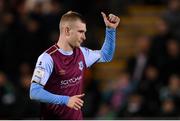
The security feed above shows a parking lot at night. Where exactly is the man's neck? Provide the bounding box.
[57,37,73,52]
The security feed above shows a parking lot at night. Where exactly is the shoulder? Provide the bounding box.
[80,47,90,53]
[37,52,53,66]
[80,46,100,55]
[38,52,52,60]
[80,46,101,59]
[45,44,59,55]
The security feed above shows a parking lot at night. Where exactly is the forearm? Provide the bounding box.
[100,28,116,62]
[30,82,69,105]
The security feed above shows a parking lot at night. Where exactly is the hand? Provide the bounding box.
[101,12,120,29]
[66,94,85,110]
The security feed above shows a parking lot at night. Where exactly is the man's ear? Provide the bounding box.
[65,27,71,36]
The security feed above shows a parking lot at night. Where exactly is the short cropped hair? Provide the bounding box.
[59,11,86,30]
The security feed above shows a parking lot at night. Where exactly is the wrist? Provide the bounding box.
[106,27,116,31]
[63,96,70,105]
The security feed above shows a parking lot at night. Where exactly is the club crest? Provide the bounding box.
[78,61,84,71]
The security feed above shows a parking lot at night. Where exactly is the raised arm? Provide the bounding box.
[99,12,120,62]
[80,12,120,67]
[101,12,120,29]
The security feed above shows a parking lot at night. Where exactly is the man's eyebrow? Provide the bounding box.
[78,30,86,32]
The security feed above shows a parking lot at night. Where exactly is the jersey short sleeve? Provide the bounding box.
[80,47,101,67]
[31,52,53,86]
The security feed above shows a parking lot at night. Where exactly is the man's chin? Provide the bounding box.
[76,44,81,47]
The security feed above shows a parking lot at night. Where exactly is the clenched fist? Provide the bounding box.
[101,12,120,29]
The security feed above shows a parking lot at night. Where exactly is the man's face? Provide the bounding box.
[68,20,86,48]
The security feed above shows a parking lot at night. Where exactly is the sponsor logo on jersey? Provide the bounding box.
[60,75,82,88]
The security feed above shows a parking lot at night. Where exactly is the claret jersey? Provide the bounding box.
[32,44,101,119]
[30,28,116,119]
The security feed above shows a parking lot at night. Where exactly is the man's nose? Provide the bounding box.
[82,34,86,40]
